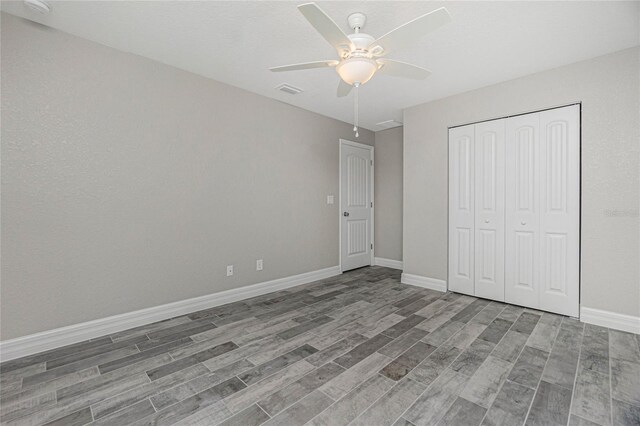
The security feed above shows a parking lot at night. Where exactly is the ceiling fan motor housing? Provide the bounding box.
[347,32,375,51]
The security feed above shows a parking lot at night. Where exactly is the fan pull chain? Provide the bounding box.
[353,83,360,138]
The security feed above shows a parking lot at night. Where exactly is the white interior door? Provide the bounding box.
[448,125,475,295]
[340,141,372,272]
[474,119,506,301]
[538,105,580,317]
[505,112,541,309]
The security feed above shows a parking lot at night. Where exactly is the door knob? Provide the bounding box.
[521,221,526,225]
[484,219,490,223]
[343,212,350,217]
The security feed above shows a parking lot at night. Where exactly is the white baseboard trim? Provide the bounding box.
[580,307,640,334]
[374,257,403,270]
[401,273,447,293]
[0,265,341,362]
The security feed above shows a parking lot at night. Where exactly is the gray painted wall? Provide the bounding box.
[403,47,640,317]
[374,127,403,262]
[0,14,374,339]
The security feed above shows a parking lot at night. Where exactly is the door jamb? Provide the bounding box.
[339,139,375,273]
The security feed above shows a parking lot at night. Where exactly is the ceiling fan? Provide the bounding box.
[270,3,451,135]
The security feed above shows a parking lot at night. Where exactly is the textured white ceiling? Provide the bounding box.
[2,1,639,130]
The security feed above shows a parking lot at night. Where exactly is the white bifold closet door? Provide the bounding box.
[449,104,580,317]
[449,120,505,299]
[538,107,580,316]
[474,120,506,301]
[505,106,580,317]
[448,125,475,295]
[505,112,541,309]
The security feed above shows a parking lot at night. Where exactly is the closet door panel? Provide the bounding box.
[539,105,580,317]
[505,113,540,309]
[449,125,475,296]
[474,120,505,301]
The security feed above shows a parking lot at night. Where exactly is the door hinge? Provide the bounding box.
[370,160,373,165]
[371,243,373,249]
[371,202,373,207]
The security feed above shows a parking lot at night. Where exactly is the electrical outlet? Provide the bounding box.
[256,259,263,271]
[226,265,233,276]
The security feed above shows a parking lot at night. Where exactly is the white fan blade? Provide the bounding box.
[270,60,339,72]
[369,7,451,55]
[298,3,354,54]
[376,59,431,79]
[337,79,352,97]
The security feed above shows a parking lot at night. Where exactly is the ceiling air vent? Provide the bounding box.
[276,83,303,95]
[376,120,403,129]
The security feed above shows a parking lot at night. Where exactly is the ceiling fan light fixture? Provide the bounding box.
[269,3,452,135]
[336,57,377,85]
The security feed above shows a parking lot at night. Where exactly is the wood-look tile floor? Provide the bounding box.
[1,266,639,426]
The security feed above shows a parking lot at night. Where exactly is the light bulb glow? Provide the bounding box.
[336,58,377,85]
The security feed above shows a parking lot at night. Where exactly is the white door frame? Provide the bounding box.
[339,139,375,272]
